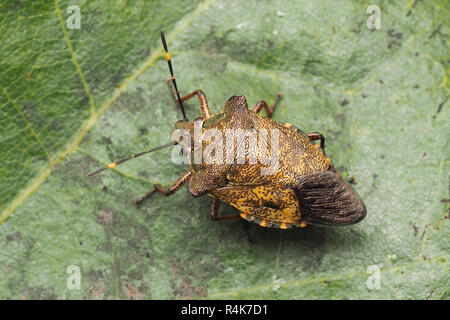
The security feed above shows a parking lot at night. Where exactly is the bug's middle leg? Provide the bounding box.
[252,94,282,118]
[166,80,211,119]
[134,169,192,207]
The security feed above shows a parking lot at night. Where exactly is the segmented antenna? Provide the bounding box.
[160,31,188,121]
[87,141,177,176]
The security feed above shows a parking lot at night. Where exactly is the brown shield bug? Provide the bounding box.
[88,31,366,234]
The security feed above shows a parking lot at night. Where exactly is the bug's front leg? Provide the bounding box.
[134,169,193,208]
[166,80,211,119]
[252,94,282,118]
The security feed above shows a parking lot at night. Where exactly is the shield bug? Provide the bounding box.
[88,31,366,232]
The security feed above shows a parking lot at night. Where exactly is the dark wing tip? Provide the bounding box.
[295,169,367,226]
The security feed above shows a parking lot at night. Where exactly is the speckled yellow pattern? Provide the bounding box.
[225,113,332,188]
[175,95,340,228]
[213,184,301,224]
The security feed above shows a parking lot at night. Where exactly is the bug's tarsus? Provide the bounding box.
[87,141,177,177]
[306,132,326,152]
[273,93,283,111]
[252,93,283,118]
[160,31,188,121]
[134,169,193,207]
[133,188,157,208]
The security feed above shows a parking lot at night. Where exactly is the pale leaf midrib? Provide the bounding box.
[0,0,212,225]
[54,0,96,115]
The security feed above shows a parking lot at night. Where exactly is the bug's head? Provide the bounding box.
[223,94,248,117]
[225,94,247,108]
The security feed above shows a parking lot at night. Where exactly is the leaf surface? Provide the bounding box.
[0,0,448,299]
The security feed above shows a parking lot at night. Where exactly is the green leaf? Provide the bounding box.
[0,0,448,299]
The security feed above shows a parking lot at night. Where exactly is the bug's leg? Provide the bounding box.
[181,90,211,119]
[252,94,282,118]
[306,132,325,152]
[209,197,241,221]
[210,198,252,244]
[166,80,211,119]
[241,220,253,245]
[209,197,221,220]
[134,169,192,208]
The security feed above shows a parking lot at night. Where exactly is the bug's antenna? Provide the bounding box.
[160,31,188,121]
[87,141,177,177]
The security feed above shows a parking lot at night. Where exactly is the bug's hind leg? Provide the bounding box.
[282,124,326,154]
[252,94,282,118]
[307,132,325,152]
[209,198,240,221]
[209,198,252,244]
[134,169,192,208]
[241,219,253,245]
[166,80,211,119]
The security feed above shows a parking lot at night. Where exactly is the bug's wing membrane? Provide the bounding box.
[295,169,366,226]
